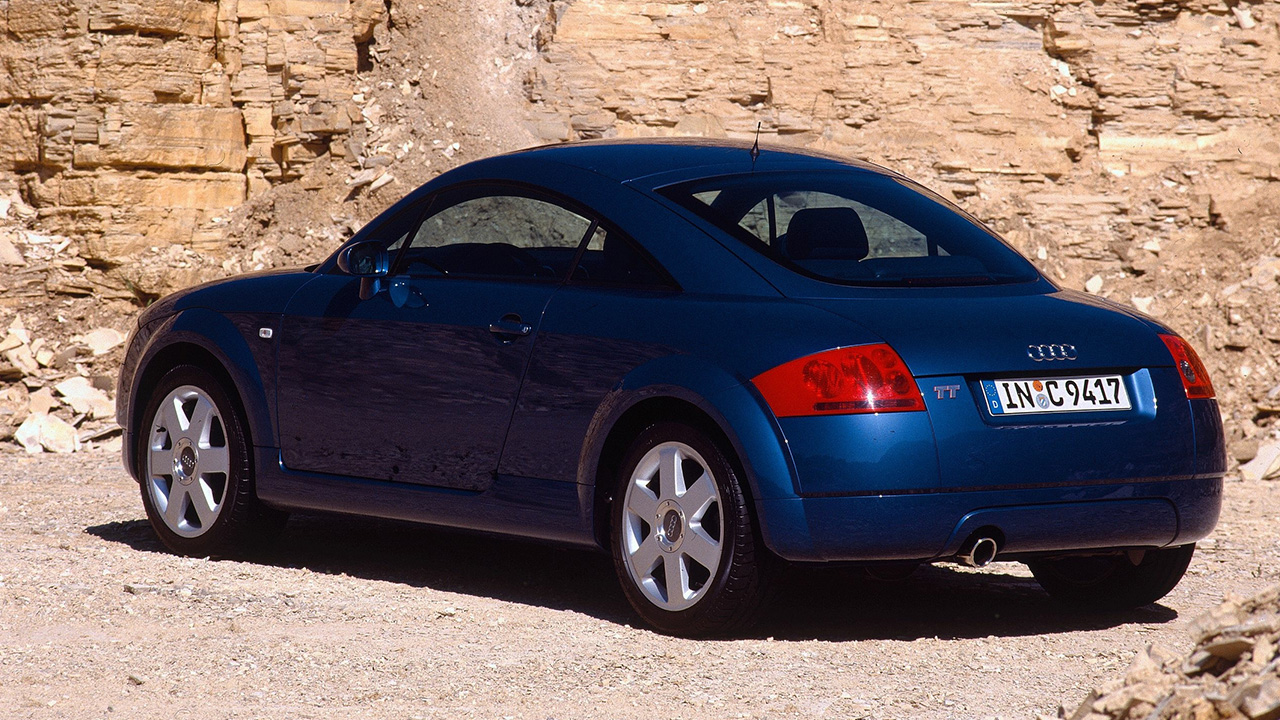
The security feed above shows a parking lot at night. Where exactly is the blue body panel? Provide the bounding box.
[255,449,596,547]
[118,306,279,478]
[760,476,1221,562]
[800,290,1174,376]
[501,285,874,490]
[116,139,1225,566]
[276,273,555,491]
[116,267,312,461]
[781,413,940,496]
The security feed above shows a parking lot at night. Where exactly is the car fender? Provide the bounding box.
[124,308,273,478]
[576,352,806,554]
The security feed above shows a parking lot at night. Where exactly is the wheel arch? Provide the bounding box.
[579,357,800,553]
[589,395,751,550]
[124,309,272,482]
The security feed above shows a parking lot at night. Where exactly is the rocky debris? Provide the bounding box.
[54,376,114,420]
[0,312,122,454]
[15,411,80,454]
[345,162,395,194]
[78,328,125,357]
[1067,585,1280,720]
[1241,442,1280,483]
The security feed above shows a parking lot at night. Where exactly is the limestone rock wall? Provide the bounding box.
[0,0,386,267]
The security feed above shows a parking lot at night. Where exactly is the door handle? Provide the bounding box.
[488,318,532,337]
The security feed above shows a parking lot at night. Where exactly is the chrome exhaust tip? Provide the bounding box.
[959,536,999,568]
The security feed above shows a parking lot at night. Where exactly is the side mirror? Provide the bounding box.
[336,241,390,300]
[336,241,390,277]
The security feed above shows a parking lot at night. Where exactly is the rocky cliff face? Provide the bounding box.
[527,1,1276,261]
[0,0,385,276]
[0,0,1277,461]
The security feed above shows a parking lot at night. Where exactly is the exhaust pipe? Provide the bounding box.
[959,536,999,568]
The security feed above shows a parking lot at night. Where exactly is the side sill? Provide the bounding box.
[254,447,598,549]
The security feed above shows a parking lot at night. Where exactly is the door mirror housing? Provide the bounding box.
[337,241,390,277]
[337,241,391,300]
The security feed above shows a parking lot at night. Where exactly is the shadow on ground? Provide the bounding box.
[87,513,1177,641]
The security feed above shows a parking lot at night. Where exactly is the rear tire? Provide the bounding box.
[1028,544,1195,610]
[610,422,770,636]
[138,364,286,557]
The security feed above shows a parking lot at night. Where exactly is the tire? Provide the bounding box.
[1028,544,1196,611]
[610,422,770,636]
[137,364,286,557]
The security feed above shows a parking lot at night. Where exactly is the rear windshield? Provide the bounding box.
[660,171,1040,287]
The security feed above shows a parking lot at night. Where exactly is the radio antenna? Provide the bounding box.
[750,122,761,169]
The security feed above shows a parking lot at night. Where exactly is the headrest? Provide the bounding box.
[785,207,869,261]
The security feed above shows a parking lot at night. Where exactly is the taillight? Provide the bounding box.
[1159,334,1215,399]
[751,343,926,417]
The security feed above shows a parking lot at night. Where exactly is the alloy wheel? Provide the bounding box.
[145,384,231,538]
[620,441,725,611]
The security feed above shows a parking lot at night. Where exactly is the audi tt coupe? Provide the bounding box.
[117,139,1224,636]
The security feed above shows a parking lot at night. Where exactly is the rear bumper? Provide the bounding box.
[757,475,1222,562]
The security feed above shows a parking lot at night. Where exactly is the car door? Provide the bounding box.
[277,185,595,491]
[499,222,683,483]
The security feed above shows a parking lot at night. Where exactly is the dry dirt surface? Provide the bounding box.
[1,452,1278,719]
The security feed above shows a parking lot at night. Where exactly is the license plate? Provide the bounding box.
[981,375,1131,416]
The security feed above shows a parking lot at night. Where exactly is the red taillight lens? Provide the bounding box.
[1159,334,1215,399]
[752,343,926,417]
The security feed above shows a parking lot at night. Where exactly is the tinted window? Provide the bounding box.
[399,192,592,280]
[668,171,1039,287]
[734,192,928,259]
[359,198,427,254]
[571,224,673,288]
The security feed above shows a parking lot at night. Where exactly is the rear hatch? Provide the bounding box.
[804,288,1195,490]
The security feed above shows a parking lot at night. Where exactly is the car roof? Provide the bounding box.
[492,137,898,185]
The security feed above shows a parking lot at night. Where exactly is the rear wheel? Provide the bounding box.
[611,422,770,636]
[1028,544,1195,610]
[138,365,285,557]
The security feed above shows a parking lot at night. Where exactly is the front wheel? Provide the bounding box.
[610,422,770,636]
[138,364,286,557]
[1028,544,1196,611]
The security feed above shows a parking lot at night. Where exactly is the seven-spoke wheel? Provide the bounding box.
[138,365,285,556]
[611,422,770,636]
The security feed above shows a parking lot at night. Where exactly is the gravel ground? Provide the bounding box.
[1,451,1277,719]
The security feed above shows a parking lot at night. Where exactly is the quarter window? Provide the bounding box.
[364,199,428,254]
[571,224,673,288]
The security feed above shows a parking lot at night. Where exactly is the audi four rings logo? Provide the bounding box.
[1027,343,1078,361]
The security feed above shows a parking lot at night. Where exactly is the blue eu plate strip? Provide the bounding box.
[982,380,1004,415]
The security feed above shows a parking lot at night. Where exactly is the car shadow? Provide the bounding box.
[86,513,632,624]
[755,563,1177,641]
[86,514,1177,641]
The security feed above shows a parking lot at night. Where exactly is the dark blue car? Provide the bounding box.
[117,139,1225,636]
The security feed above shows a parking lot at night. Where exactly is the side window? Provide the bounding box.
[369,200,428,253]
[399,192,592,280]
[571,224,673,288]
